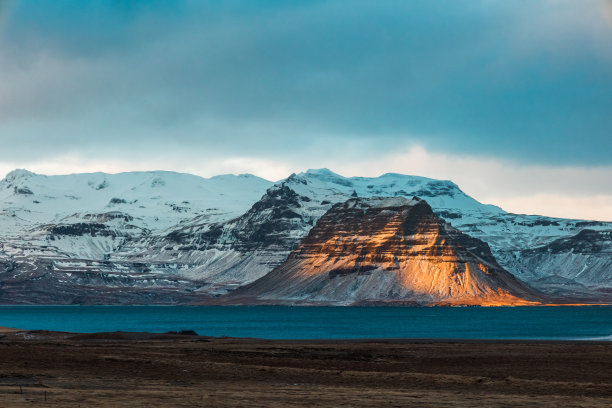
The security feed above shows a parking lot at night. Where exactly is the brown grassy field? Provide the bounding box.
[0,328,610,407]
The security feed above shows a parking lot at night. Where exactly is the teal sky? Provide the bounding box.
[0,0,611,220]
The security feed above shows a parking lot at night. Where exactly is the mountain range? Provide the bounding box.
[0,168,610,305]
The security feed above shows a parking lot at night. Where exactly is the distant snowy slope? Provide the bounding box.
[291,168,503,214]
[0,169,273,234]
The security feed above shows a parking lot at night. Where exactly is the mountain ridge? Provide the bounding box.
[0,168,610,304]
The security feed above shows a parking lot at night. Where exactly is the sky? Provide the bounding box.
[0,0,611,220]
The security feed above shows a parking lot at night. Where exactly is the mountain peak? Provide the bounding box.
[299,168,354,187]
[3,169,36,183]
[304,168,338,176]
[210,173,265,181]
[302,168,348,180]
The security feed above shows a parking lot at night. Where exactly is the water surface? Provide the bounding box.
[0,306,610,340]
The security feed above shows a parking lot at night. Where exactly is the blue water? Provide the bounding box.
[0,306,610,340]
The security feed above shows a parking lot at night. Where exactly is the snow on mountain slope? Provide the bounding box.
[131,180,326,293]
[0,169,274,302]
[497,229,612,299]
[290,168,503,214]
[0,169,273,234]
[0,169,272,260]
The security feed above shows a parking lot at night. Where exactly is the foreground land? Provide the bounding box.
[0,327,610,407]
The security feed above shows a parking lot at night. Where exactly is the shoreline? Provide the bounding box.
[1,327,611,344]
[0,326,19,333]
[0,299,612,309]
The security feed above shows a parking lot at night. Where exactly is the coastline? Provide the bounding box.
[0,326,19,334]
[0,298,610,307]
[0,328,610,407]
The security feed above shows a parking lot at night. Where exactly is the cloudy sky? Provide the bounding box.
[0,0,611,220]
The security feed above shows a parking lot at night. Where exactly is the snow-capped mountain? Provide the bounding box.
[0,168,610,304]
[0,169,272,234]
[152,168,612,300]
[229,197,542,305]
[0,169,271,258]
[498,229,612,298]
[144,169,507,293]
[0,169,272,303]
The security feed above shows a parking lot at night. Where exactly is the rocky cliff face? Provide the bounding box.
[231,197,542,305]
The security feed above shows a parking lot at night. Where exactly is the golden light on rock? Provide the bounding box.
[234,197,544,306]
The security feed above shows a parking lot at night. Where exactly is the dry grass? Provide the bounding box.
[0,331,610,407]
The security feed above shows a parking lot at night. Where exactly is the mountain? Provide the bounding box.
[230,197,542,305]
[0,169,272,233]
[151,168,612,300]
[144,169,505,293]
[499,229,612,299]
[0,168,610,304]
[0,169,272,304]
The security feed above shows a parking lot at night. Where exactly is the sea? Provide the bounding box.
[0,305,610,341]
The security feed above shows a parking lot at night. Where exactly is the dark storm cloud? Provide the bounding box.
[0,0,611,164]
